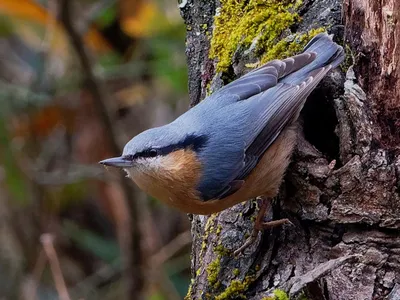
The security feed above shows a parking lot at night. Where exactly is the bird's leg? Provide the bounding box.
[234,197,292,256]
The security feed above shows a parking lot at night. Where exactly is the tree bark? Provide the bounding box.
[180,0,400,299]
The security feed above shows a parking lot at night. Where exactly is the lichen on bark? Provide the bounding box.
[209,0,325,72]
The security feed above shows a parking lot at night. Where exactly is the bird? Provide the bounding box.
[100,33,344,254]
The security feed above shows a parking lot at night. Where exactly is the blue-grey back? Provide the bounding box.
[177,33,344,200]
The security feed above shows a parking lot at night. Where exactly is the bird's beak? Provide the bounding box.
[99,156,133,168]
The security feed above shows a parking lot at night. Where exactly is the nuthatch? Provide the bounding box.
[100,33,344,254]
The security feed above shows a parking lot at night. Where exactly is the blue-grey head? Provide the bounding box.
[99,124,207,177]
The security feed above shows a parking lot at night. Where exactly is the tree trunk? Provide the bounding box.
[180,0,400,299]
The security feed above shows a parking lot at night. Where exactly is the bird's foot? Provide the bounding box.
[233,218,292,256]
[234,197,293,257]
[256,218,293,230]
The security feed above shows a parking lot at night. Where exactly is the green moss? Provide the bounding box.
[215,281,222,289]
[210,0,302,72]
[205,214,217,232]
[216,224,223,235]
[202,240,207,252]
[209,0,327,72]
[215,280,246,300]
[259,27,325,64]
[207,256,221,287]
[233,268,240,276]
[262,289,290,300]
[201,214,218,254]
[215,276,255,300]
[215,244,230,256]
[341,44,354,72]
[206,82,212,96]
[273,289,290,300]
[185,279,195,300]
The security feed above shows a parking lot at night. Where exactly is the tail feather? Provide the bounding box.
[304,33,344,69]
[281,33,344,84]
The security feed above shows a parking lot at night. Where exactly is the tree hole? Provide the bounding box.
[301,82,341,164]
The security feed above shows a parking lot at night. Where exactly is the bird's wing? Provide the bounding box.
[235,67,332,181]
[211,67,331,200]
[211,53,316,104]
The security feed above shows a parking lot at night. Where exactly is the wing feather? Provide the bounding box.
[213,52,316,104]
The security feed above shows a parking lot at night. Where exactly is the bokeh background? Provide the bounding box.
[0,0,191,299]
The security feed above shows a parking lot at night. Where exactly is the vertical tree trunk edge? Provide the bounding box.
[180,0,400,299]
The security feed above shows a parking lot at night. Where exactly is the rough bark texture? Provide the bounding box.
[180,0,400,299]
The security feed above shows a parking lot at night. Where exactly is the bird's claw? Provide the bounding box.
[234,218,293,257]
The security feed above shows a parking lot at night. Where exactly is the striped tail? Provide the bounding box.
[282,33,344,84]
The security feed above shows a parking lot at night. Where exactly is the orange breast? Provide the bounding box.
[130,149,205,212]
[130,126,298,215]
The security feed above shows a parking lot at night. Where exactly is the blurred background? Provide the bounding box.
[0,0,191,299]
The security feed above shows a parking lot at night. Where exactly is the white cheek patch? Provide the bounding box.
[136,157,163,172]
[124,156,172,179]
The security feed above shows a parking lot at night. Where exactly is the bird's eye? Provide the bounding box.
[148,149,158,157]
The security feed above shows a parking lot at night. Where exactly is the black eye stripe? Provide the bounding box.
[132,149,159,159]
[125,154,136,161]
[126,134,208,160]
